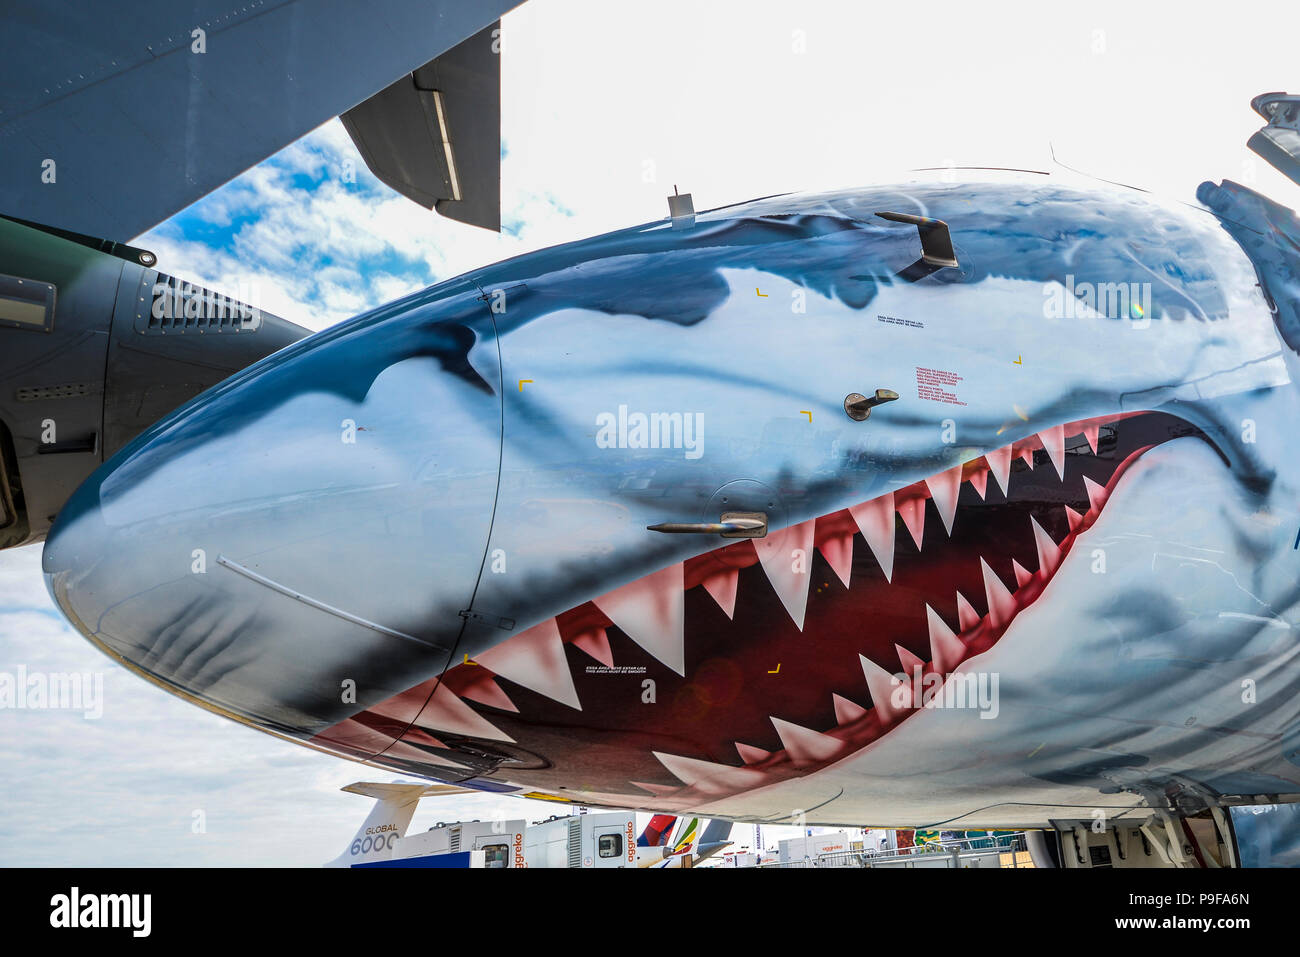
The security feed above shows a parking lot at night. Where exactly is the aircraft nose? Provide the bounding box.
[43,298,504,745]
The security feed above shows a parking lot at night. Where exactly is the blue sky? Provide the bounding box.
[2,0,1298,865]
[138,119,582,332]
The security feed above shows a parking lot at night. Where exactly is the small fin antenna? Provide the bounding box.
[875,210,959,281]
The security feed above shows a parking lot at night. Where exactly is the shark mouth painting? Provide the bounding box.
[313,410,1219,805]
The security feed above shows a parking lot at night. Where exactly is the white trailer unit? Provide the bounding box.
[716,850,761,868]
[778,831,857,865]
[396,819,528,868]
[524,812,637,868]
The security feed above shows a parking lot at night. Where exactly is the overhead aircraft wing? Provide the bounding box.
[0,0,520,241]
[342,22,502,230]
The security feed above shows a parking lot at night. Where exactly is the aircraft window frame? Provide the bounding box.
[0,273,56,332]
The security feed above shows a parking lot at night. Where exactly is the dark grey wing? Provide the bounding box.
[0,0,520,240]
[343,22,502,231]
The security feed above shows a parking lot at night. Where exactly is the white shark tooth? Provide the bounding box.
[895,642,925,675]
[849,493,895,582]
[699,567,740,620]
[860,653,908,721]
[1030,516,1061,575]
[1083,475,1108,514]
[925,605,965,673]
[319,716,397,755]
[653,751,768,796]
[755,519,817,630]
[1017,445,1036,469]
[735,742,771,765]
[968,468,988,500]
[594,563,686,675]
[1012,559,1033,588]
[817,529,855,588]
[570,627,614,668]
[770,716,844,765]
[956,591,981,631]
[925,464,964,536]
[1065,505,1085,533]
[345,685,423,724]
[984,447,1012,495]
[832,692,869,725]
[632,781,684,797]
[980,557,1017,628]
[402,726,448,749]
[420,683,515,743]
[475,618,582,710]
[456,675,520,713]
[896,497,927,551]
[1039,424,1066,479]
[1083,423,1100,454]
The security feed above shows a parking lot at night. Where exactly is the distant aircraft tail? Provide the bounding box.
[669,817,701,856]
[325,781,472,868]
[643,818,733,868]
[695,819,735,862]
[638,814,678,847]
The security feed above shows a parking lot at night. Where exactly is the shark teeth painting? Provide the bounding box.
[322,410,1224,808]
[42,172,1300,829]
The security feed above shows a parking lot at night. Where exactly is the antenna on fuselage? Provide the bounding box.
[874,210,959,281]
[668,185,696,230]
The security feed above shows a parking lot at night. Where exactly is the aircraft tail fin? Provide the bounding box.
[644,818,731,868]
[637,814,678,847]
[670,817,701,855]
[695,819,735,862]
[325,781,472,868]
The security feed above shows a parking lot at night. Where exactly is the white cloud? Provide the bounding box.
[0,547,578,866]
[138,109,587,331]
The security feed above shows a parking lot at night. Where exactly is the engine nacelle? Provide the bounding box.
[0,215,308,549]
